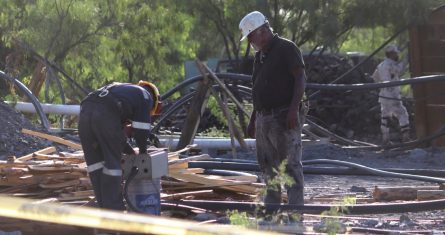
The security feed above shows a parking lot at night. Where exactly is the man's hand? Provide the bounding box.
[123,123,133,138]
[286,109,299,130]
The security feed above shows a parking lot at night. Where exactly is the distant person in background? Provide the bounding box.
[239,11,307,211]
[372,45,410,143]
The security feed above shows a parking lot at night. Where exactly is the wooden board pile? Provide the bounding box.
[0,129,264,204]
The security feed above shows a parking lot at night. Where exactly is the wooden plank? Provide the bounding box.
[419,39,445,57]
[168,154,211,165]
[22,129,82,150]
[161,190,214,199]
[16,146,57,161]
[205,175,258,183]
[39,179,81,189]
[31,153,85,163]
[168,144,198,158]
[373,186,440,201]
[422,24,445,41]
[28,165,78,172]
[169,171,261,195]
[417,190,445,201]
[420,56,445,73]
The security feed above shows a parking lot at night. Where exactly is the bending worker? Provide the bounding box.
[372,45,410,142]
[240,11,307,209]
[78,81,161,210]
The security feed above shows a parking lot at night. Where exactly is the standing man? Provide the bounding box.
[239,11,307,208]
[78,80,161,210]
[372,45,410,142]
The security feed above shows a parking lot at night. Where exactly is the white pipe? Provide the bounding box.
[159,137,319,151]
[6,101,80,116]
[159,138,256,150]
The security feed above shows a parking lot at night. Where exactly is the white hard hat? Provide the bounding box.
[239,11,268,41]
[385,45,400,53]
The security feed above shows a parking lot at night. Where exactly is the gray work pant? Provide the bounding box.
[255,107,305,208]
[78,101,126,211]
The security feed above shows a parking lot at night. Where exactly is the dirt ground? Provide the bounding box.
[213,143,445,233]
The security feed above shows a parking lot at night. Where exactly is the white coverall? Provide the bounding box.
[373,58,409,141]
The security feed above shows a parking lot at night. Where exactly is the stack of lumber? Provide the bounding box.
[163,144,262,201]
[0,146,91,201]
[0,129,263,203]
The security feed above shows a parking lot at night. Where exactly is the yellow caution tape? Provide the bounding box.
[0,195,281,235]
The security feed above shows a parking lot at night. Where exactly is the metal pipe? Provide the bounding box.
[7,101,80,116]
[159,138,257,150]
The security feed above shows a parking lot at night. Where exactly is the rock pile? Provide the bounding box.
[0,101,51,159]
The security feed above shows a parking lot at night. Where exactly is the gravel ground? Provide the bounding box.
[214,143,445,233]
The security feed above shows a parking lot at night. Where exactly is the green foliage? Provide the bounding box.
[318,196,356,235]
[226,160,303,229]
[226,210,254,227]
[0,0,443,114]
[267,159,295,192]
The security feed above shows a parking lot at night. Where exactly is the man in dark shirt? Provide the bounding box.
[78,81,161,210]
[239,11,307,209]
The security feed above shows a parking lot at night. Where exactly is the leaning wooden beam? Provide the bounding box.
[22,128,82,150]
[0,195,279,235]
[200,61,250,117]
[175,61,212,151]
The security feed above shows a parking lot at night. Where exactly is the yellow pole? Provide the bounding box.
[0,195,281,235]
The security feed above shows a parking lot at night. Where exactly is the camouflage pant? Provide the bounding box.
[255,106,306,206]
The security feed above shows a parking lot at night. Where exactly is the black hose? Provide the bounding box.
[304,159,445,184]
[302,166,445,178]
[203,169,258,178]
[307,75,445,91]
[0,70,51,130]
[189,159,445,184]
[162,73,445,102]
[166,198,445,215]
[190,161,445,178]
[161,73,251,101]
[123,167,143,213]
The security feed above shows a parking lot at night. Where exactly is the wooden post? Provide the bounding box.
[212,90,238,158]
[25,61,46,101]
[175,61,212,151]
[197,61,248,151]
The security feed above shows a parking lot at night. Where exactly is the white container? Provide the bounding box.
[127,178,161,215]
